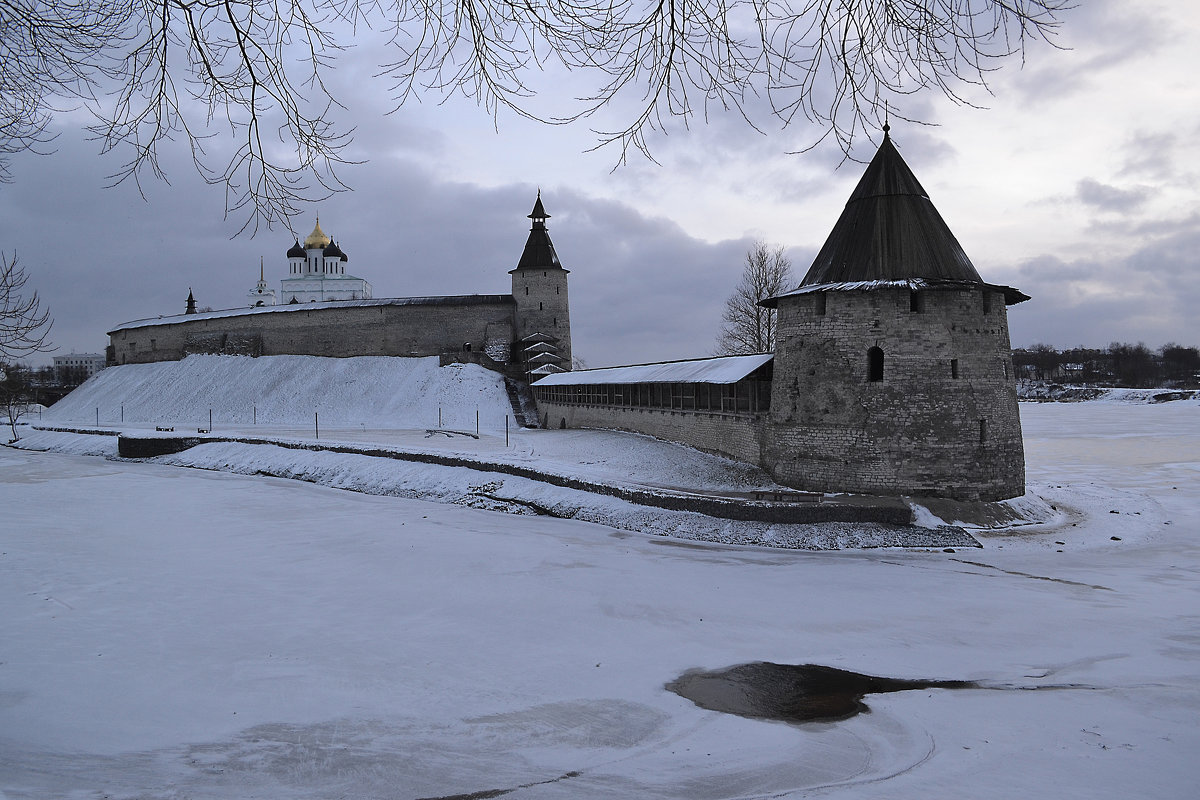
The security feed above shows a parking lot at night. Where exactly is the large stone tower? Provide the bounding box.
[510,193,572,373]
[761,127,1028,501]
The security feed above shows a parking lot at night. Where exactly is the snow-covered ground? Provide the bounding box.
[2,376,1198,797]
[40,355,518,433]
[1017,380,1200,404]
[29,355,978,549]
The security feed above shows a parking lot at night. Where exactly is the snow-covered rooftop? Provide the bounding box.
[533,354,773,386]
[762,279,1029,307]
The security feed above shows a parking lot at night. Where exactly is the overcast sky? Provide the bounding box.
[3,0,1197,369]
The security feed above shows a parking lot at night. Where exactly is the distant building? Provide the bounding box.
[248,258,277,307]
[53,353,106,383]
[279,219,371,304]
[107,195,572,376]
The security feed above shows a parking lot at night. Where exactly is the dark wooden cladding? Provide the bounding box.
[800,132,983,287]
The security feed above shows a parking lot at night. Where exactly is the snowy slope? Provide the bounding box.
[45,354,515,431]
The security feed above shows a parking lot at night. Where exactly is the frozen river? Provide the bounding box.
[1,401,1197,798]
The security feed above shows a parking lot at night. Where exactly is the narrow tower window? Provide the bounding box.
[951,359,959,379]
[525,286,529,295]
[909,290,924,313]
[982,289,992,315]
[815,293,827,316]
[867,347,884,382]
[979,418,988,443]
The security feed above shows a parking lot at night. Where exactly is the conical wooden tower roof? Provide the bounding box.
[511,192,567,273]
[772,128,1026,305]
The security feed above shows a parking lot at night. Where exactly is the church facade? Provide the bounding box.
[279,219,372,304]
[107,196,571,377]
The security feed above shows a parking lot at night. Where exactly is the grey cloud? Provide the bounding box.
[1075,177,1149,213]
[1006,216,1200,349]
[1003,0,1167,106]
[1119,131,1179,180]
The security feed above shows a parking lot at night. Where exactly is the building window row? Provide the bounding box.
[534,380,771,414]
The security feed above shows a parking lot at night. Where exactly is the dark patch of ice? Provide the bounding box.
[667,662,976,723]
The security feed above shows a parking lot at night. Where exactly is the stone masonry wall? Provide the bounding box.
[763,287,1024,500]
[511,268,571,366]
[536,401,765,465]
[109,298,517,366]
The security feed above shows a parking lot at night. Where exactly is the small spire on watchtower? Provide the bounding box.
[259,256,264,282]
[185,288,197,315]
[528,190,549,229]
[883,101,891,138]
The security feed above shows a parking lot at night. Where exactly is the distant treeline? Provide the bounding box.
[1012,343,1200,388]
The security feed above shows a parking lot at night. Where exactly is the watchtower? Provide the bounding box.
[510,192,572,373]
[761,128,1028,501]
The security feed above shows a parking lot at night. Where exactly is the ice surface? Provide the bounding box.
[2,377,1199,798]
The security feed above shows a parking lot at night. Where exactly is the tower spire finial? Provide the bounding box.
[528,191,549,228]
[883,101,890,137]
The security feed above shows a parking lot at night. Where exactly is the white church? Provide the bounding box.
[247,218,372,306]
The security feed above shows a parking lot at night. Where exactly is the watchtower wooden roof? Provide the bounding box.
[785,127,1026,305]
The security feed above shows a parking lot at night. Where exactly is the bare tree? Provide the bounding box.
[1,252,54,360]
[717,241,793,355]
[1,1,1069,229]
[1,361,34,441]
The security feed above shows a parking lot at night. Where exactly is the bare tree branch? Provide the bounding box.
[716,240,792,355]
[1,0,1071,227]
[0,251,54,360]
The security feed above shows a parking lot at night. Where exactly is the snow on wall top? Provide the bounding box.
[533,354,773,386]
[762,279,1029,307]
[109,295,516,334]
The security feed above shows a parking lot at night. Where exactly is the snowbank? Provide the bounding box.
[44,354,515,432]
[11,429,976,550]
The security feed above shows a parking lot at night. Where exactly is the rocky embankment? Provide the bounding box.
[1017,381,1197,404]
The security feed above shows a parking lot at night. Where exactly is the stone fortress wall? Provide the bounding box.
[107,145,1030,503]
[538,403,767,466]
[110,297,518,366]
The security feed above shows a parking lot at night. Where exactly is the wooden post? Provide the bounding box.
[95,407,98,426]
[476,408,480,436]
[315,412,319,439]
[253,404,257,425]
[505,415,509,447]
[209,408,213,431]
[438,406,442,428]
[120,404,124,423]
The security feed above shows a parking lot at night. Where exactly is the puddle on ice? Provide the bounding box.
[667,662,977,723]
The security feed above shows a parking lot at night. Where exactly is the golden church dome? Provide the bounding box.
[303,218,331,249]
